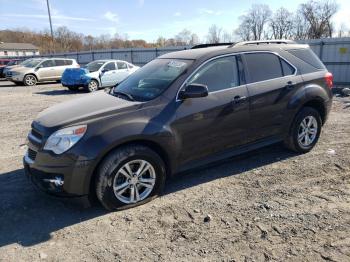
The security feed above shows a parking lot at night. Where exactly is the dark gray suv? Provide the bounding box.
[24,40,333,210]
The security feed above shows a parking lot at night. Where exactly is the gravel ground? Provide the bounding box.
[0,80,349,262]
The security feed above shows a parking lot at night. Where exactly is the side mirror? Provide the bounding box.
[178,83,208,100]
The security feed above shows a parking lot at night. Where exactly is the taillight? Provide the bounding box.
[325,72,333,89]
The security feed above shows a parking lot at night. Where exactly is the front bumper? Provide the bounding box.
[23,145,95,197]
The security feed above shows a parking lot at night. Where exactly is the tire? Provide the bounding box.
[86,79,99,92]
[95,144,166,211]
[24,74,37,86]
[284,107,322,153]
[67,86,79,91]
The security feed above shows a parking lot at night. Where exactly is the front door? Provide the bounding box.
[172,55,250,165]
[36,60,56,80]
[100,62,117,87]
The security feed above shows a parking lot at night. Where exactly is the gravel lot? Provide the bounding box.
[0,80,349,262]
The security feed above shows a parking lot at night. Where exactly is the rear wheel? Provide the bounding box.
[24,74,37,86]
[284,107,322,153]
[87,80,99,92]
[95,145,166,211]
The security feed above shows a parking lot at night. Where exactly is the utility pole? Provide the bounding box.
[46,0,54,53]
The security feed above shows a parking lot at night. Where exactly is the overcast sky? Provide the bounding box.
[0,0,349,42]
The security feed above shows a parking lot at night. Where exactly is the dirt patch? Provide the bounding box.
[0,81,349,261]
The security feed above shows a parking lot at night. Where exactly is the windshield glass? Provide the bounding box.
[113,58,192,101]
[85,61,105,72]
[23,59,43,68]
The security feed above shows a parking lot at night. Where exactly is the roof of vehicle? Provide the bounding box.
[159,43,310,60]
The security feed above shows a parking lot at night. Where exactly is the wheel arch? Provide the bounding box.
[24,73,38,82]
[87,139,172,197]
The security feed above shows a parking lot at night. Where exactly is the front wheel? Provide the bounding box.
[24,74,37,86]
[284,107,322,153]
[95,145,166,211]
[87,80,99,92]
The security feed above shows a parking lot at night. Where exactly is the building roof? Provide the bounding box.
[0,42,39,51]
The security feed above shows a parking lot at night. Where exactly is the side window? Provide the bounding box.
[41,60,55,68]
[244,53,283,83]
[117,62,128,70]
[65,60,73,65]
[188,56,239,92]
[280,59,295,76]
[104,62,116,71]
[54,60,65,66]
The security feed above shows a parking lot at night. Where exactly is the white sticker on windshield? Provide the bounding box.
[168,60,186,68]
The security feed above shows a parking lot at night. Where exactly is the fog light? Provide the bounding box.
[43,177,64,187]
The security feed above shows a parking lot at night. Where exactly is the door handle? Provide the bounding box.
[232,95,247,104]
[285,81,296,90]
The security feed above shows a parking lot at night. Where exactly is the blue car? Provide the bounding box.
[61,60,139,92]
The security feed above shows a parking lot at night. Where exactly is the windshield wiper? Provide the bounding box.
[113,91,136,101]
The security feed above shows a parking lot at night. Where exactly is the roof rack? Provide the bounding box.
[230,40,296,47]
[191,43,234,49]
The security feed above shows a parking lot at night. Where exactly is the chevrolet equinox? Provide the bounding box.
[24,40,333,210]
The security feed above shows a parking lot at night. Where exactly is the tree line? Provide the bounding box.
[0,0,346,54]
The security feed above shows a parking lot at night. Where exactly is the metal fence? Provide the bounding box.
[6,38,350,85]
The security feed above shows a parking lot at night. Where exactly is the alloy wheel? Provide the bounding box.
[113,160,156,204]
[88,80,98,92]
[298,116,318,147]
[25,75,36,86]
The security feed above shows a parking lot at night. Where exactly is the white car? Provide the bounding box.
[61,60,139,92]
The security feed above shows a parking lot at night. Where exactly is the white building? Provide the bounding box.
[0,42,39,57]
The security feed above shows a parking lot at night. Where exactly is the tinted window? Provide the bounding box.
[65,60,73,65]
[41,60,55,68]
[281,59,295,76]
[85,61,105,72]
[104,62,116,71]
[245,53,283,83]
[288,49,325,69]
[117,62,127,70]
[114,59,192,101]
[54,60,65,66]
[188,56,239,92]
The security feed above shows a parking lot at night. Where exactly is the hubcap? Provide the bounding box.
[113,160,156,204]
[298,116,318,147]
[89,81,98,91]
[25,76,36,86]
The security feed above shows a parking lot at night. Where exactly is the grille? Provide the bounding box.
[28,148,37,161]
[31,129,43,140]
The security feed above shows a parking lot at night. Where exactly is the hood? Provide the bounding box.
[10,66,30,73]
[35,91,141,129]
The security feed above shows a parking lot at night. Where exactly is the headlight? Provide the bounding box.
[44,125,87,154]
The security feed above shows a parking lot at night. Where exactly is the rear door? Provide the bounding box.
[172,55,250,164]
[37,60,56,80]
[53,59,68,79]
[243,52,303,141]
[116,61,130,82]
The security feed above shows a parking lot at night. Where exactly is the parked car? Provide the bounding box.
[6,58,79,86]
[0,59,11,78]
[24,40,333,210]
[0,59,23,78]
[61,60,139,92]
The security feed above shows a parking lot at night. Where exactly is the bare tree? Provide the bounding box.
[270,8,294,39]
[235,4,272,41]
[299,0,338,39]
[207,24,222,43]
[175,29,192,45]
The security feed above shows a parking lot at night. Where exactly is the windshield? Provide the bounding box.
[113,58,192,101]
[85,61,105,72]
[23,59,43,68]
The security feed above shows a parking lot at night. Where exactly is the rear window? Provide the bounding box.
[245,53,283,83]
[287,48,325,70]
[54,60,65,66]
[65,60,73,65]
